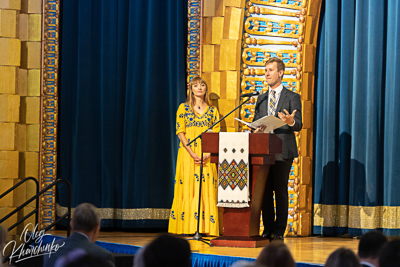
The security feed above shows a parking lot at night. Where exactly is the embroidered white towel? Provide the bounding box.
[217,132,250,208]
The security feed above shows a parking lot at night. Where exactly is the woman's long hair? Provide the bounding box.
[186,76,212,113]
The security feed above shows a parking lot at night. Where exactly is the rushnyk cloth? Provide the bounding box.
[217,132,250,208]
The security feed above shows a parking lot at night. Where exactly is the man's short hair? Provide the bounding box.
[136,234,191,267]
[72,203,101,233]
[265,57,285,77]
[358,231,388,259]
[379,239,400,267]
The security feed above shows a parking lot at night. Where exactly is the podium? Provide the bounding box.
[202,132,282,248]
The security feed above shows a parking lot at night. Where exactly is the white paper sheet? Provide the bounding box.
[235,115,287,133]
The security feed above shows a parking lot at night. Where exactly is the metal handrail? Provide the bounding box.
[0,177,39,228]
[1,178,72,264]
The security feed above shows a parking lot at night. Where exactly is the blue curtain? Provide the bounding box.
[57,0,187,228]
[313,0,400,236]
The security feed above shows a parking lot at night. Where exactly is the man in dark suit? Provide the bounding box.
[358,231,387,267]
[253,57,302,241]
[43,203,115,267]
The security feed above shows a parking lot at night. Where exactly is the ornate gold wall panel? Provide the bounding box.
[40,0,59,230]
[240,0,321,237]
[187,0,202,83]
[195,0,322,236]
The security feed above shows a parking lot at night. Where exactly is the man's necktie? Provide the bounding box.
[269,90,276,116]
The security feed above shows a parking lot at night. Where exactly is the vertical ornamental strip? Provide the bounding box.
[40,0,59,230]
[187,0,202,83]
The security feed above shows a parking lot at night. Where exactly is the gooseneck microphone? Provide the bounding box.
[240,91,261,98]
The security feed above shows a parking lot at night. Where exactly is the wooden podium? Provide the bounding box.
[202,132,282,248]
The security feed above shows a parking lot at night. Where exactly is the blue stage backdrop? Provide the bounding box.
[57,0,187,228]
[313,0,400,236]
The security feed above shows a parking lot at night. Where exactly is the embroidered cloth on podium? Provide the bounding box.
[217,132,249,208]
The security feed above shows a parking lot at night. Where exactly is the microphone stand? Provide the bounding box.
[186,95,254,246]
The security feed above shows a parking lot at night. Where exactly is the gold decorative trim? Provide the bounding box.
[242,67,297,77]
[242,48,300,67]
[56,204,170,220]
[249,0,306,10]
[244,17,303,38]
[40,0,59,230]
[314,204,400,229]
[187,0,202,82]
[247,5,299,17]
[241,77,300,94]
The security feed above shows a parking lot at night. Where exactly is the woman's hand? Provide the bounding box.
[191,153,202,164]
[203,153,211,163]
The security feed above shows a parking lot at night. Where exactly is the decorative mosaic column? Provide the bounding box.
[195,0,322,236]
[40,0,59,230]
[187,0,202,83]
[240,0,321,237]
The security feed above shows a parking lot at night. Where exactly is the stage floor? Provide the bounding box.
[48,231,359,265]
[48,231,359,264]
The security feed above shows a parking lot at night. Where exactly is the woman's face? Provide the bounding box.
[192,82,207,98]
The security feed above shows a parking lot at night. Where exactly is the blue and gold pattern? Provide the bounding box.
[238,0,317,236]
[244,17,302,38]
[41,0,60,230]
[169,102,220,235]
[250,0,305,10]
[178,104,216,129]
[187,0,201,82]
[210,215,215,223]
[242,48,299,67]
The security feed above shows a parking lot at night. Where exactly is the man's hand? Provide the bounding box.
[254,125,267,133]
[278,109,297,125]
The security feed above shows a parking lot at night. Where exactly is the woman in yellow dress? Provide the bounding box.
[168,76,220,236]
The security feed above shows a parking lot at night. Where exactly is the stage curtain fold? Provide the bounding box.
[58,0,187,228]
[314,0,400,236]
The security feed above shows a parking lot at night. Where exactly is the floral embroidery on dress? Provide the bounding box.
[183,104,215,128]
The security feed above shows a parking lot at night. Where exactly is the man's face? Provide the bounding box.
[265,62,283,89]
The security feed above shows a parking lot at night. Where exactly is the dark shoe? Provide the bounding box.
[272,235,284,242]
[261,230,275,240]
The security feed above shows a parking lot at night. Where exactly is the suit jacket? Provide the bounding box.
[253,87,302,159]
[43,232,115,267]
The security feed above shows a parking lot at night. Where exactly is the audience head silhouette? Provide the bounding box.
[71,203,101,243]
[230,260,265,267]
[54,248,111,267]
[325,247,360,267]
[133,234,191,267]
[358,230,387,267]
[379,239,400,267]
[255,240,295,267]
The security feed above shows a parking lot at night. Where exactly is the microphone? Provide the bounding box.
[240,91,261,98]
